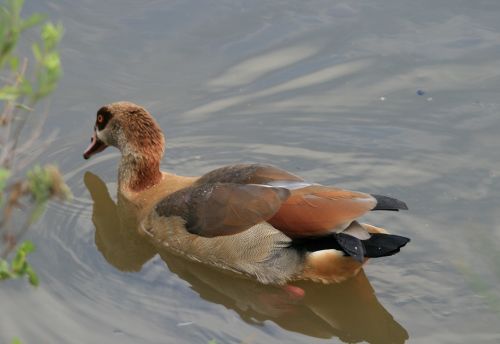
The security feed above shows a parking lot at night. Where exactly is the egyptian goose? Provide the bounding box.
[83,101,409,284]
[84,171,408,341]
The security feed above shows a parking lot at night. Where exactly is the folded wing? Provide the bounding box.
[154,164,406,239]
[268,184,376,237]
[154,182,290,237]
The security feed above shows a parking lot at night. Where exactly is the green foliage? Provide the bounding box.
[26,165,52,219]
[0,240,39,286]
[0,0,45,64]
[11,338,22,344]
[0,0,63,102]
[27,164,71,221]
[0,0,68,287]
[32,22,63,100]
[0,167,10,203]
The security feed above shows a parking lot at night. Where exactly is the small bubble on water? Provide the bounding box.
[379,96,386,101]
[426,97,433,102]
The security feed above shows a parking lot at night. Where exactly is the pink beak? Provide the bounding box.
[83,129,108,159]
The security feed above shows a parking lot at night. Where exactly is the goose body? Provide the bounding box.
[83,101,409,284]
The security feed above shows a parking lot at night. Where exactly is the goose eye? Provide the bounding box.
[97,114,104,123]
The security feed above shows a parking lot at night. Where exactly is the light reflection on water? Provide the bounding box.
[1,0,500,343]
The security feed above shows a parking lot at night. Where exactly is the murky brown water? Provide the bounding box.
[1,1,500,343]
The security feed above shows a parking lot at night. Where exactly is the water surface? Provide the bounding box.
[1,1,500,343]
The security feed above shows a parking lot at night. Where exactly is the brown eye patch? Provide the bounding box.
[95,106,113,131]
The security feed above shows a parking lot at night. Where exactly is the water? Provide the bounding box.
[1,0,500,343]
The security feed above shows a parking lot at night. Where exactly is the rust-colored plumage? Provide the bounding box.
[111,103,165,191]
[269,185,376,237]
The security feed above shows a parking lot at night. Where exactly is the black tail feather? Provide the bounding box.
[362,233,410,258]
[336,233,365,262]
[371,194,408,211]
[290,232,410,261]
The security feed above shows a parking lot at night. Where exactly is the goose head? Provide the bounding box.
[83,101,165,192]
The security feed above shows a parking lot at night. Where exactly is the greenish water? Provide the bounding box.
[1,1,500,343]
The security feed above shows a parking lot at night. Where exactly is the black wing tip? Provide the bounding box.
[290,232,410,261]
[371,194,408,211]
[399,201,409,210]
[335,233,365,262]
[363,233,411,258]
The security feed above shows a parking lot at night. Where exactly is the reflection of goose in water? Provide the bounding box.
[84,171,408,343]
[83,102,409,285]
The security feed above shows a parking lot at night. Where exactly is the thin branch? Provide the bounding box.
[1,58,28,171]
[1,208,32,259]
[16,131,58,171]
[0,58,28,133]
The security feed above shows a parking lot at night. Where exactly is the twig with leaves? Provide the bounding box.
[0,0,70,286]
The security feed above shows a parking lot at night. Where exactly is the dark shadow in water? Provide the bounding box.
[84,171,408,343]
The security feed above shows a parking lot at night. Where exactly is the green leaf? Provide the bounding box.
[26,266,39,286]
[0,167,11,194]
[20,12,45,31]
[19,241,35,254]
[0,242,38,285]
[27,165,51,202]
[9,55,19,71]
[41,22,63,50]
[9,0,24,18]
[30,203,47,222]
[0,260,12,279]
[11,241,35,273]
[32,42,42,61]
[0,85,20,100]
[11,337,22,344]
[15,103,33,111]
[27,165,55,221]
[0,260,9,272]
[43,51,61,71]
[0,167,10,204]
[11,249,26,272]
[19,78,32,95]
